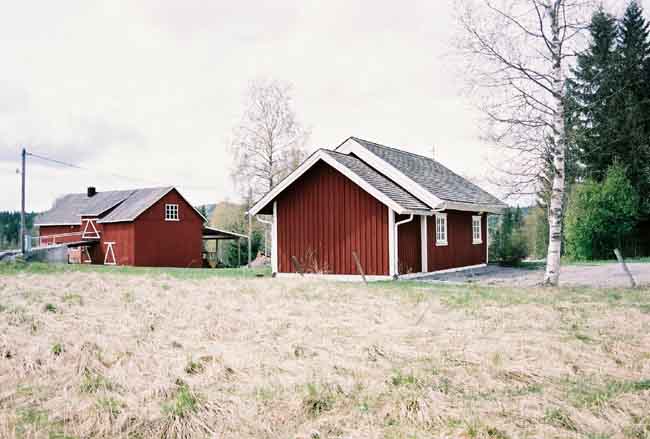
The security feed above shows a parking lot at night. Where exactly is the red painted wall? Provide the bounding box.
[133,189,203,268]
[38,225,81,246]
[396,215,421,274]
[38,189,203,268]
[427,211,487,271]
[277,161,390,275]
[99,223,135,265]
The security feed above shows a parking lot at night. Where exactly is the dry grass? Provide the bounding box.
[0,270,649,438]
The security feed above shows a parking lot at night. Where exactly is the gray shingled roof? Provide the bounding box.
[351,137,506,207]
[35,187,177,226]
[324,150,430,212]
[99,187,174,223]
[79,190,135,216]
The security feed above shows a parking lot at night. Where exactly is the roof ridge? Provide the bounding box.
[352,136,492,193]
[351,136,441,163]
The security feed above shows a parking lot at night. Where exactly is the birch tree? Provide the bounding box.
[458,0,592,285]
[230,79,309,199]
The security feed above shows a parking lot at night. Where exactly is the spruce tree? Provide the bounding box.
[614,0,650,212]
[568,7,618,181]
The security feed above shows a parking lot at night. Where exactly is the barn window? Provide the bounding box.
[472,215,482,244]
[435,213,447,246]
[165,204,179,221]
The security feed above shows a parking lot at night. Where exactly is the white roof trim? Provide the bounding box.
[203,226,248,239]
[442,201,505,214]
[98,187,208,224]
[33,222,80,227]
[248,149,431,216]
[336,138,445,209]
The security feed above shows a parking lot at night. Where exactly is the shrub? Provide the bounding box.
[489,207,528,266]
[43,303,57,313]
[565,164,639,260]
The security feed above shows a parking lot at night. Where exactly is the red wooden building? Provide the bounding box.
[34,186,238,268]
[250,137,507,279]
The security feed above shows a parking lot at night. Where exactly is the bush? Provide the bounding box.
[490,207,528,266]
[565,164,639,260]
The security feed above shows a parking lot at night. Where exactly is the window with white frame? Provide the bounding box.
[165,204,179,221]
[435,213,448,246]
[472,215,482,244]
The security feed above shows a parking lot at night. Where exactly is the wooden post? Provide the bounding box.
[614,248,637,288]
[20,148,26,254]
[352,251,368,285]
[248,214,252,268]
[290,256,304,276]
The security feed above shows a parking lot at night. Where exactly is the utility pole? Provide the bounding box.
[20,148,26,254]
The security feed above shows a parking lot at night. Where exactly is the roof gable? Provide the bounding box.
[249,149,432,216]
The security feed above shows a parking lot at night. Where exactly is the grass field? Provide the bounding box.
[1,264,649,438]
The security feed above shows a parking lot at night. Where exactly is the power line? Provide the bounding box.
[26,151,218,191]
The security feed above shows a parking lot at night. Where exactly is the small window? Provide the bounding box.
[472,215,482,244]
[165,204,179,221]
[435,213,448,246]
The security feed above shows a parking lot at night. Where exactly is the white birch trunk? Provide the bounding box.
[543,1,566,286]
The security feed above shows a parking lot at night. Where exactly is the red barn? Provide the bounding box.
[34,186,211,267]
[250,137,507,280]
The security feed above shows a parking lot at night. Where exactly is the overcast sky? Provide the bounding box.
[0,0,635,212]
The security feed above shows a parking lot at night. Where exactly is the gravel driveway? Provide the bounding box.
[418,262,650,288]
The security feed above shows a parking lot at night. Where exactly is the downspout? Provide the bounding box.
[393,214,414,279]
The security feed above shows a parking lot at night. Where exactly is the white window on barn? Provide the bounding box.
[435,213,448,246]
[472,215,482,244]
[165,204,179,221]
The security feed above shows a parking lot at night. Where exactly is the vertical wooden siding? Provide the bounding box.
[427,211,487,271]
[100,223,136,265]
[396,214,421,274]
[133,189,203,268]
[277,161,389,275]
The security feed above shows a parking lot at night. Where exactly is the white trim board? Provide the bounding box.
[248,149,431,216]
[275,273,392,282]
[336,138,444,209]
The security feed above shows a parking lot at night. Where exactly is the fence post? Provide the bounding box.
[614,248,637,288]
[290,256,304,276]
[352,251,368,285]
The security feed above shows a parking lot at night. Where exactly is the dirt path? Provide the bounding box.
[418,262,650,288]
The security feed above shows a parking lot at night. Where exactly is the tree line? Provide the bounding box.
[0,212,36,250]
[462,0,650,277]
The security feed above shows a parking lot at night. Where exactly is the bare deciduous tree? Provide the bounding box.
[230,79,309,199]
[458,0,592,285]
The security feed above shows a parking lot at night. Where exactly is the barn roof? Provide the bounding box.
[348,137,506,208]
[35,186,207,226]
[98,187,175,223]
[323,151,430,212]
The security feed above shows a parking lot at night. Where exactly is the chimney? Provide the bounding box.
[87,187,97,197]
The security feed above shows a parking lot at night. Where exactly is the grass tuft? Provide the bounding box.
[162,382,200,419]
[51,343,64,356]
[544,407,577,431]
[303,383,335,417]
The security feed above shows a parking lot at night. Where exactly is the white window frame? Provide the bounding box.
[435,213,448,246]
[472,215,482,244]
[165,204,179,221]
